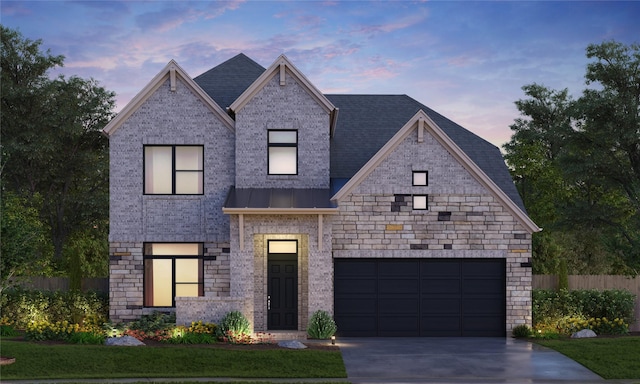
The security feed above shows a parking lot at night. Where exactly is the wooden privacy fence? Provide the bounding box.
[13,277,108,293]
[533,275,640,331]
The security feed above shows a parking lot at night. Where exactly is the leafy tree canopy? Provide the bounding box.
[504,40,640,275]
[1,25,115,279]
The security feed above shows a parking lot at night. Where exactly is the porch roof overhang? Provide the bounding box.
[222,187,338,252]
[222,187,339,215]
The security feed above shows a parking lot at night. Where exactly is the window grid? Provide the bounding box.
[267,130,298,175]
[143,243,204,308]
[144,145,204,195]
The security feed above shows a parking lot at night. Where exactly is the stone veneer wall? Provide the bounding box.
[331,128,533,332]
[109,241,230,323]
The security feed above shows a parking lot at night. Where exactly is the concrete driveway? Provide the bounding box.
[337,337,606,383]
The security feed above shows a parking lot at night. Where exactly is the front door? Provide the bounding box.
[267,240,298,330]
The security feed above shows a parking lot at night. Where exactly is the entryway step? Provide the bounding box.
[254,330,307,341]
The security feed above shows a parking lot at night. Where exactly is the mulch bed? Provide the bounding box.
[3,335,339,351]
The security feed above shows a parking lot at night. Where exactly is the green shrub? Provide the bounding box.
[0,288,108,328]
[68,331,105,344]
[127,311,175,333]
[0,324,19,337]
[532,288,635,335]
[217,311,251,343]
[164,321,218,344]
[307,310,337,339]
[166,331,217,344]
[512,324,532,338]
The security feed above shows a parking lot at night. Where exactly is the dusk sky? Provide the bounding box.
[2,1,639,147]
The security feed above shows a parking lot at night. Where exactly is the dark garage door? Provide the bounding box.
[334,258,506,337]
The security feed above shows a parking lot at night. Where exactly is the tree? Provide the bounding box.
[504,41,640,274]
[1,26,115,276]
[569,41,640,270]
[0,192,50,293]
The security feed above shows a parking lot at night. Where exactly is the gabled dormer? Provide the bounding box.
[228,54,337,189]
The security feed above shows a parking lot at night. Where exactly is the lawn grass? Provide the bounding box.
[0,340,347,380]
[536,336,640,379]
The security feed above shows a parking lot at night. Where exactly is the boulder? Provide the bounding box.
[571,329,597,339]
[105,335,146,346]
[278,340,307,349]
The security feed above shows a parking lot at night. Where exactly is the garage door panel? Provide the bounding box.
[421,316,461,334]
[463,261,504,276]
[379,316,419,336]
[335,279,377,294]
[379,279,419,293]
[463,317,504,336]
[422,279,461,293]
[335,298,376,314]
[336,316,377,336]
[463,279,504,294]
[379,298,418,314]
[334,258,505,337]
[335,260,377,276]
[463,298,504,314]
[422,298,461,314]
[421,260,460,276]
[379,261,419,277]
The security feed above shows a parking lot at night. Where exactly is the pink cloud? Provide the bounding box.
[0,2,32,16]
[353,11,428,35]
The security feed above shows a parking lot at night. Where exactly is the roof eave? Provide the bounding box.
[102,60,235,137]
[222,207,340,215]
[229,54,336,115]
[332,110,541,234]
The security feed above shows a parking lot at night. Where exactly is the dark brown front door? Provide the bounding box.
[268,254,298,330]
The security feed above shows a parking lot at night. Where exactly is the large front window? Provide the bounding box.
[144,145,203,194]
[144,243,204,307]
[268,130,297,175]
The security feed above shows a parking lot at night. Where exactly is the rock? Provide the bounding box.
[278,340,307,349]
[571,329,597,338]
[105,335,146,346]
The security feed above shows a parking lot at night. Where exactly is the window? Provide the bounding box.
[144,243,204,307]
[268,130,297,175]
[413,195,428,210]
[144,145,203,194]
[413,171,428,186]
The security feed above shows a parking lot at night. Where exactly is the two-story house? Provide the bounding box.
[103,53,540,337]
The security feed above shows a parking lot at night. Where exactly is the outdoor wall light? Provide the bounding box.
[331,335,336,345]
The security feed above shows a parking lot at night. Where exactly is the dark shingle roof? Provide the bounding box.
[325,94,525,213]
[193,53,265,109]
[193,54,525,213]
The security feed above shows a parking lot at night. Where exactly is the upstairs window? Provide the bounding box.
[144,145,203,194]
[413,171,428,186]
[268,130,297,175]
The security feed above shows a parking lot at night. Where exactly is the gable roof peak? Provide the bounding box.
[103,59,234,136]
[229,54,335,115]
[331,108,540,233]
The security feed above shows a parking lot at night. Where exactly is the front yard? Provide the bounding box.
[0,338,347,381]
[536,336,640,379]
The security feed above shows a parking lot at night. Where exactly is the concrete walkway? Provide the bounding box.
[337,337,611,383]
